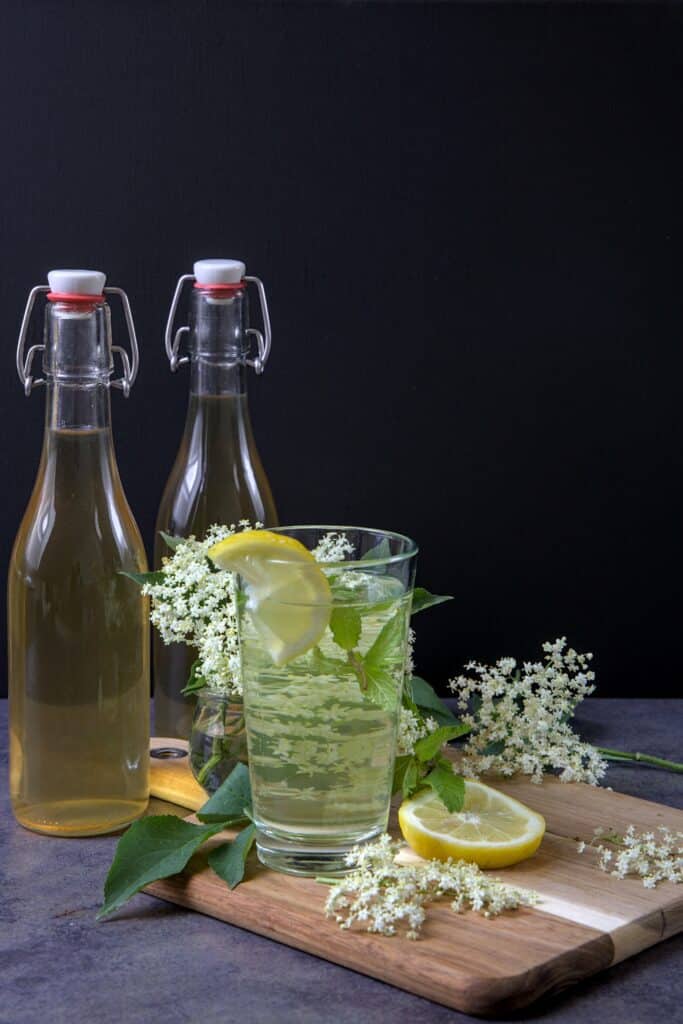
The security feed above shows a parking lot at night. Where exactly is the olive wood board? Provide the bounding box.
[145,737,683,1017]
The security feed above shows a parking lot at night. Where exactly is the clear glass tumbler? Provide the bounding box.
[237,526,417,876]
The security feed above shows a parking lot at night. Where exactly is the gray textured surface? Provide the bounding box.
[2,699,681,1024]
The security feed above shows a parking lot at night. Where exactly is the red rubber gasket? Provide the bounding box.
[47,292,105,303]
[193,281,245,293]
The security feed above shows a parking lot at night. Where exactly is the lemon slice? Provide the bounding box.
[398,780,546,869]
[208,530,332,667]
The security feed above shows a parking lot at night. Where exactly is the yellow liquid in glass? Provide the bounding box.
[9,427,150,836]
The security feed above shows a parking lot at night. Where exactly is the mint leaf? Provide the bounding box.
[120,570,165,587]
[364,611,405,673]
[392,755,413,795]
[402,758,421,798]
[411,588,453,616]
[409,676,462,727]
[329,607,362,651]
[353,610,407,711]
[361,538,392,563]
[309,646,349,676]
[98,816,225,919]
[414,724,470,763]
[424,764,465,813]
[197,763,252,824]
[208,824,257,889]
[160,531,184,550]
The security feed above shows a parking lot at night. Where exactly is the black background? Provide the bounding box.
[1,2,681,698]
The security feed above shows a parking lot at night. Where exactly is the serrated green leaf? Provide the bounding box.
[402,758,421,798]
[160,531,184,550]
[98,816,225,919]
[414,724,470,763]
[329,607,362,651]
[208,824,257,889]
[196,762,252,824]
[120,570,165,588]
[423,764,465,813]
[352,610,406,711]
[364,611,406,673]
[365,666,398,712]
[392,755,413,795]
[409,676,462,727]
[309,646,350,676]
[410,588,453,616]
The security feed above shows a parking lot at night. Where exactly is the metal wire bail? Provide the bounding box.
[105,287,140,397]
[164,272,273,374]
[16,284,139,397]
[16,285,49,395]
[244,275,272,375]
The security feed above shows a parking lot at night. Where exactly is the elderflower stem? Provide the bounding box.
[598,747,683,774]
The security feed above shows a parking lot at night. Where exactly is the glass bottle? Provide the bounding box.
[9,270,150,836]
[154,259,277,738]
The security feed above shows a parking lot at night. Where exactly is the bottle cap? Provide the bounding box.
[47,269,106,295]
[193,259,245,286]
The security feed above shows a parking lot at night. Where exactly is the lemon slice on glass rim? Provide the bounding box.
[208,530,332,667]
[398,779,546,869]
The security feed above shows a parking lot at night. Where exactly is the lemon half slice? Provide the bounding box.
[398,780,546,869]
[209,530,332,667]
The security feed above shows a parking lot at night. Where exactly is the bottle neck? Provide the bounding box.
[40,299,115,447]
[188,288,249,397]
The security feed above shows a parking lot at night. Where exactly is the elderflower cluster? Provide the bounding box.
[324,835,537,939]
[311,531,356,563]
[448,638,607,785]
[578,826,683,888]
[396,706,438,756]
[144,522,259,697]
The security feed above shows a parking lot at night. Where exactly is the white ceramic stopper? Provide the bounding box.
[193,259,246,285]
[47,269,106,295]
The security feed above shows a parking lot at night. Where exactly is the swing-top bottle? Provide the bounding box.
[155,259,277,738]
[9,270,150,836]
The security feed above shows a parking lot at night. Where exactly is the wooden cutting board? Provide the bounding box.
[145,738,683,1016]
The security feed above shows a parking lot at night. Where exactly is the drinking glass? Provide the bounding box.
[237,526,417,876]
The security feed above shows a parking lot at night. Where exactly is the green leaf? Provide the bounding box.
[354,610,407,711]
[208,824,257,889]
[414,724,470,763]
[409,676,462,727]
[160,531,184,550]
[309,646,350,676]
[329,607,362,651]
[392,755,413,795]
[120,570,165,588]
[98,816,225,919]
[364,611,405,673]
[410,588,453,616]
[402,758,421,798]
[361,537,392,562]
[180,659,207,697]
[196,762,252,824]
[424,764,465,813]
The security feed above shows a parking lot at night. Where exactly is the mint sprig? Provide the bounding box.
[98,764,256,920]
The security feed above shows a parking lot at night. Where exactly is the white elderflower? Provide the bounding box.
[324,835,537,939]
[448,638,607,785]
[396,707,439,756]
[311,531,355,563]
[144,522,260,696]
[577,825,683,887]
